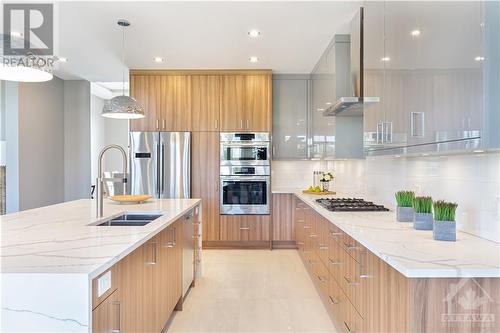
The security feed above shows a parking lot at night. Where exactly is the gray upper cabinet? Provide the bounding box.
[272,75,309,160]
[364,1,490,156]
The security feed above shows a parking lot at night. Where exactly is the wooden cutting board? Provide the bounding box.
[302,190,336,195]
[110,195,152,204]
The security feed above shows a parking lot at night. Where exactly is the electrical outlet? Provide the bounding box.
[97,270,112,297]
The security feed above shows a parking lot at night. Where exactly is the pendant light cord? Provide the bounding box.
[122,23,125,96]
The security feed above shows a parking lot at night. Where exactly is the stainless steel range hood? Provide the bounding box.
[324,7,379,117]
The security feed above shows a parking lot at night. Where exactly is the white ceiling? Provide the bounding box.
[54,1,361,81]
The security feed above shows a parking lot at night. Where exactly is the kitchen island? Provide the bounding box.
[1,198,201,332]
[290,191,500,333]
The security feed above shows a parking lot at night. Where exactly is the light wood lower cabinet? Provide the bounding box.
[271,193,294,246]
[294,198,500,333]
[219,215,270,242]
[92,290,120,333]
[92,217,188,333]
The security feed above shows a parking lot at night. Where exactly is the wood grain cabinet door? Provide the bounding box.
[220,75,245,131]
[162,75,192,131]
[117,239,157,333]
[130,75,159,132]
[192,132,220,242]
[245,74,271,131]
[191,75,221,131]
[92,290,121,333]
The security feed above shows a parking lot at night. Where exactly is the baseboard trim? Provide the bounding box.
[272,240,297,249]
[203,241,270,249]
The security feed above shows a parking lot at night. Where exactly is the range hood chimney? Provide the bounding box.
[324,7,379,117]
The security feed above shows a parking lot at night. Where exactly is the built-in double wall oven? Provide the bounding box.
[220,133,270,215]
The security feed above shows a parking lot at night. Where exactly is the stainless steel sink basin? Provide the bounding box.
[95,212,163,226]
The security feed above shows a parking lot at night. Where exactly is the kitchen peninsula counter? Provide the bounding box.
[1,198,201,332]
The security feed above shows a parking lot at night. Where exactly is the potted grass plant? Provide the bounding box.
[413,196,433,230]
[433,201,458,241]
[395,191,415,222]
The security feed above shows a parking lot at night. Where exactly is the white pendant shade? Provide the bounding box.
[102,95,145,119]
[0,64,53,82]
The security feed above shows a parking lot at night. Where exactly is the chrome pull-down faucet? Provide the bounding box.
[96,144,128,218]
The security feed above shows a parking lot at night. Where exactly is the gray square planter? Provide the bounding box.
[397,207,414,222]
[433,220,456,241]
[414,213,433,230]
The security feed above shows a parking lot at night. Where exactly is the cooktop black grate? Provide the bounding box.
[316,198,389,212]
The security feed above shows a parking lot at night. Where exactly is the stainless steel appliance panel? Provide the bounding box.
[220,165,270,176]
[129,132,159,197]
[220,132,270,142]
[182,211,194,296]
[160,132,191,199]
[220,142,270,166]
[220,176,270,215]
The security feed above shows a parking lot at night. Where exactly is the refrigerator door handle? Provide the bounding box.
[161,141,165,196]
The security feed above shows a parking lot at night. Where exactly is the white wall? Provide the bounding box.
[90,94,129,182]
[64,81,91,201]
[18,78,65,210]
[272,152,500,243]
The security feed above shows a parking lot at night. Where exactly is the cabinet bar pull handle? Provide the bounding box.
[296,219,304,223]
[146,242,157,265]
[344,321,355,333]
[246,119,249,129]
[215,119,218,129]
[162,118,166,129]
[330,232,342,236]
[112,301,121,333]
[156,119,159,130]
[303,226,311,229]
[317,275,327,283]
[344,276,359,286]
[319,246,328,250]
[329,259,341,266]
[240,120,243,129]
[329,296,339,304]
[240,227,250,230]
[309,233,317,238]
[297,242,304,245]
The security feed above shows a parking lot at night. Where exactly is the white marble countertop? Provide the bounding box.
[294,192,500,278]
[1,198,201,279]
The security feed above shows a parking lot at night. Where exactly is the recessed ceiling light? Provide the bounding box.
[153,57,164,63]
[57,57,68,62]
[411,30,421,37]
[475,56,485,62]
[248,29,261,38]
[249,56,259,63]
[381,57,391,62]
[11,31,23,38]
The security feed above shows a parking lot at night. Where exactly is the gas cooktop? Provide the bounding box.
[316,198,389,212]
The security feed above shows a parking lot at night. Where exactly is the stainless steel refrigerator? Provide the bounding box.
[129,132,190,198]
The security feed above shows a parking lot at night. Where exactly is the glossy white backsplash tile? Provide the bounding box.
[272,153,500,242]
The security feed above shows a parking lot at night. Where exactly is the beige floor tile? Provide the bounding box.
[167,250,337,333]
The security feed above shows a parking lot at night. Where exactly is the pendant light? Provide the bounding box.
[102,19,145,119]
[0,34,54,82]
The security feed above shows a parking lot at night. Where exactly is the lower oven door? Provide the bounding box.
[220,176,270,215]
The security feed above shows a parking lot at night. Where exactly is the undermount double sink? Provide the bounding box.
[95,212,163,226]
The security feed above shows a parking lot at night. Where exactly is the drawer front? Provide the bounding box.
[327,235,344,284]
[316,216,330,267]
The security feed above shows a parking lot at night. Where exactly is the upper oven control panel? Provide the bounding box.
[220,132,270,142]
